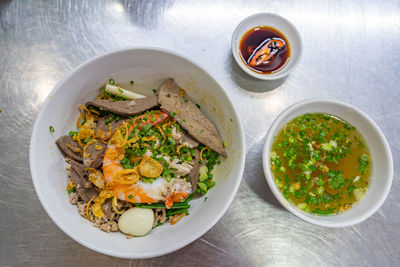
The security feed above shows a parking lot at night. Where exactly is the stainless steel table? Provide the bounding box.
[1,0,399,266]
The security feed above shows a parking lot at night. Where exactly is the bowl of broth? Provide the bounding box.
[231,13,302,80]
[262,99,393,227]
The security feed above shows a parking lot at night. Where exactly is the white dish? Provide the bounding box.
[231,13,303,80]
[262,99,393,227]
[29,47,246,258]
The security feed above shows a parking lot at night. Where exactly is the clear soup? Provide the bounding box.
[271,113,371,215]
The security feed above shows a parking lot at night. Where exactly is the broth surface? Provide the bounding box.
[271,113,371,215]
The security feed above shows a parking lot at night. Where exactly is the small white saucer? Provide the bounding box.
[231,13,303,80]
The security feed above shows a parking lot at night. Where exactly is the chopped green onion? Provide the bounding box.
[67,188,75,194]
[68,131,78,137]
[142,124,152,132]
[109,78,115,85]
[199,173,208,182]
[49,126,55,133]
[197,182,207,192]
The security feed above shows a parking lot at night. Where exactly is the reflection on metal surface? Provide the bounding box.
[109,2,124,14]
[0,0,399,266]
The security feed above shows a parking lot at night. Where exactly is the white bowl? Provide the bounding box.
[231,13,303,80]
[30,47,245,258]
[262,99,393,227]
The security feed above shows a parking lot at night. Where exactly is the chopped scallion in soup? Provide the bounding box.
[271,113,371,215]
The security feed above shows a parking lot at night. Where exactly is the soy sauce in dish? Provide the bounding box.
[239,26,290,74]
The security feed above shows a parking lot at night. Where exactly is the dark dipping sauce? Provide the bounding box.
[239,26,290,74]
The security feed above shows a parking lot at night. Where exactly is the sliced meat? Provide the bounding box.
[102,200,115,221]
[171,127,199,148]
[70,159,85,180]
[83,116,127,169]
[188,150,201,192]
[86,96,159,117]
[164,156,194,177]
[181,132,199,148]
[69,159,98,202]
[95,115,124,135]
[56,135,83,162]
[158,78,227,157]
[83,141,107,169]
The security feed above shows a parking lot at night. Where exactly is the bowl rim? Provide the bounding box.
[231,12,303,80]
[262,98,393,227]
[29,46,246,258]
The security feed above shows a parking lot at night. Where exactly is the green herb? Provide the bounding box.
[109,78,115,85]
[49,126,55,133]
[67,187,75,194]
[357,154,369,174]
[68,131,78,137]
[128,194,133,199]
[152,89,157,94]
[130,80,134,85]
[270,113,371,215]
[184,98,188,103]
[166,208,189,217]
[222,141,226,147]
[83,137,90,144]
[104,90,127,101]
[141,177,156,183]
[142,124,152,132]
[200,129,204,134]
[121,157,134,169]
[170,112,177,117]
[196,104,201,109]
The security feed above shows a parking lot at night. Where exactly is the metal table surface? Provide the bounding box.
[1,0,399,266]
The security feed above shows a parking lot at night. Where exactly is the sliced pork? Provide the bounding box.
[158,78,227,157]
[86,96,159,116]
[56,135,83,162]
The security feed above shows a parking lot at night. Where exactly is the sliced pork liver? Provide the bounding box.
[95,115,124,134]
[69,159,98,202]
[86,96,159,116]
[56,135,83,162]
[181,132,199,148]
[171,126,199,148]
[158,78,227,157]
[82,116,127,169]
[83,141,107,169]
[188,150,201,192]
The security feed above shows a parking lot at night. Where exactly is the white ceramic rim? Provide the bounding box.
[29,46,246,258]
[262,98,393,227]
[231,12,303,80]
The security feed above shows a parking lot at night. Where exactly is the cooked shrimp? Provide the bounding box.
[103,111,168,184]
[113,177,192,208]
[102,110,192,208]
